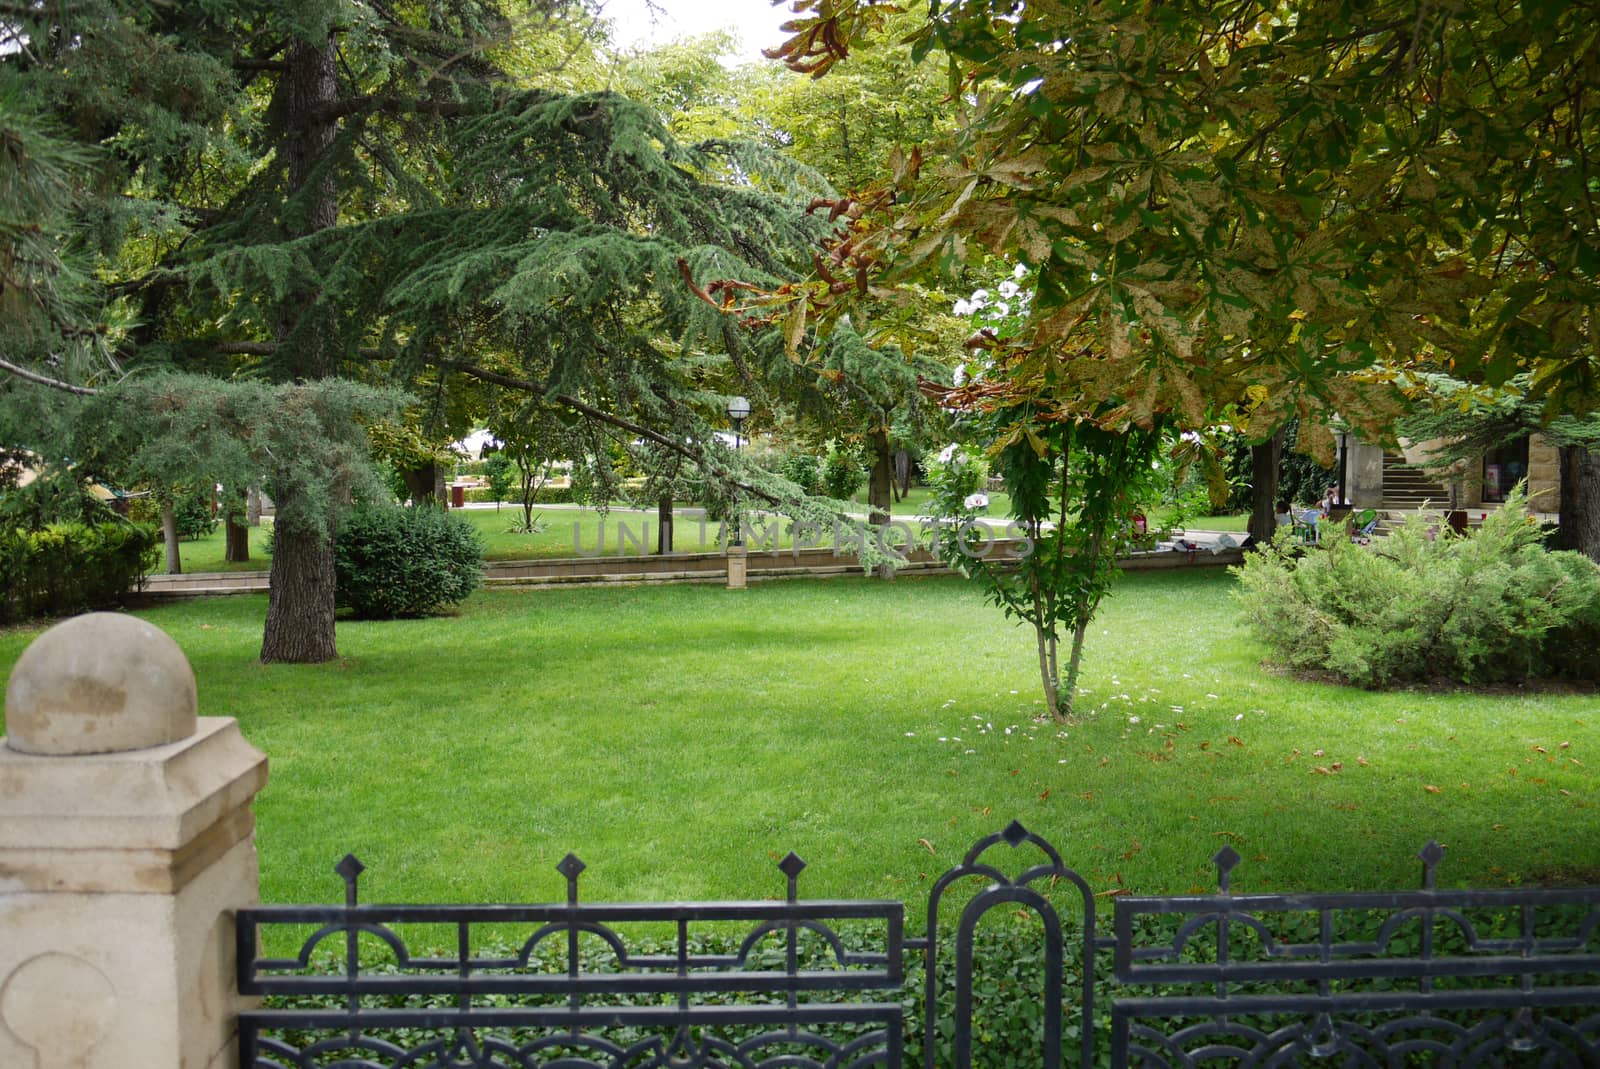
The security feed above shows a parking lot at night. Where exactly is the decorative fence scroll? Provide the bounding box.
[238,823,1600,1068]
[1112,843,1600,1067]
[237,851,903,1069]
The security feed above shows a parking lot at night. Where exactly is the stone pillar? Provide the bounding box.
[0,613,268,1069]
[726,543,748,590]
[1347,441,1386,509]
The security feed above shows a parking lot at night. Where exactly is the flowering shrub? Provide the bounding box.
[923,444,988,508]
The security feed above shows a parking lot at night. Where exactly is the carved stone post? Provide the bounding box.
[0,613,268,1069]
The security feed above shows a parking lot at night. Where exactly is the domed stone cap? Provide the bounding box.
[4,612,198,755]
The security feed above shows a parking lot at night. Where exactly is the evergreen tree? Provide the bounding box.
[2,1,840,658]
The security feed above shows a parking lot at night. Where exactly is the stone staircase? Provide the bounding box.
[1380,451,1451,510]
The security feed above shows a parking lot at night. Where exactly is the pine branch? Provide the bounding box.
[314,96,481,123]
[0,357,99,396]
[446,361,782,505]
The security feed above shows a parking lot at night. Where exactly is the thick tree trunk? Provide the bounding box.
[1247,429,1285,546]
[223,515,250,563]
[401,464,437,507]
[866,429,894,526]
[1558,445,1600,563]
[160,500,181,575]
[246,486,263,526]
[260,33,341,664]
[261,515,338,664]
[657,495,673,554]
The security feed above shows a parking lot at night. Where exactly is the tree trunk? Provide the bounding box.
[866,430,896,578]
[259,32,341,664]
[867,429,894,527]
[223,515,250,563]
[1247,429,1285,545]
[261,515,338,664]
[657,495,673,554]
[401,464,437,507]
[1558,444,1600,563]
[434,467,448,509]
[160,499,181,575]
[1059,619,1092,722]
[246,485,263,526]
[1035,625,1059,721]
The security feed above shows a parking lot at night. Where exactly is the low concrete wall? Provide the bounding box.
[135,541,1244,600]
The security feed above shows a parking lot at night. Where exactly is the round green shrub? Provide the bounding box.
[822,444,866,500]
[334,505,485,618]
[173,487,219,540]
[778,451,825,495]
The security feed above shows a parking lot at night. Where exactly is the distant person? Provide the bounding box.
[1321,486,1338,516]
[1275,499,1293,530]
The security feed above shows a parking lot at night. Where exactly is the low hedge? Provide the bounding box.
[0,521,160,624]
[462,485,575,505]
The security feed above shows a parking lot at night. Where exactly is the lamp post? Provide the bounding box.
[728,396,750,449]
[726,396,750,549]
[726,397,750,588]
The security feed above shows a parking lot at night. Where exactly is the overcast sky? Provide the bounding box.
[598,0,795,64]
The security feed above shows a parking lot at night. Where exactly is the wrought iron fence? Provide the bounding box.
[237,821,1600,1068]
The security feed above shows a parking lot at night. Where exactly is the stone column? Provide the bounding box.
[0,613,268,1069]
[726,543,748,590]
[1347,441,1387,509]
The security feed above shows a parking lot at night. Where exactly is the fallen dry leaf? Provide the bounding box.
[917,838,936,855]
[1424,785,1442,794]
[1357,756,1370,767]
[1331,762,1343,772]
[1313,766,1332,775]
[1228,736,1245,747]
[1312,749,1325,757]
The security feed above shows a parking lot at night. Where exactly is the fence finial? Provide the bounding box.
[779,852,806,901]
[1212,845,1241,893]
[335,854,364,907]
[558,853,587,905]
[1418,840,1445,890]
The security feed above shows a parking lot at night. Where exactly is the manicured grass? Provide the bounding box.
[169,521,275,573]
[171,503,1252,573]
[3,571,1594,917]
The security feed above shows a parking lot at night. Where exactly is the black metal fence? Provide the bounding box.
[237,821,1600,1068]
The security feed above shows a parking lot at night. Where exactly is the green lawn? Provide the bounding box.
[171,503,1252,572]
[4,571,1594,916]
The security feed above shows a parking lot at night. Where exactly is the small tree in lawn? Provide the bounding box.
[926,381,1163,721]
[492,408,581,535]
[483,452,516,512]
